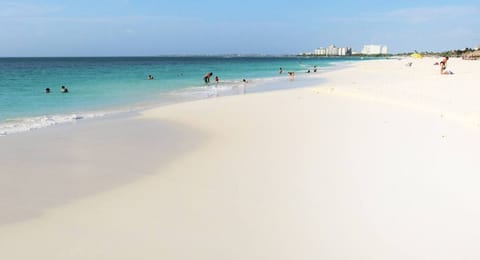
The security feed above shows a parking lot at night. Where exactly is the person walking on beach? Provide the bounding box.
[204,72,213,84]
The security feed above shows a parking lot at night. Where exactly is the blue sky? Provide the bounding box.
[1,0,479,56]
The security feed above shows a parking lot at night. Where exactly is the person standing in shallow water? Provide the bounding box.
[204,72,213,84]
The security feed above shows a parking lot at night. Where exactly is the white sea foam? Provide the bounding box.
[0,112,107,136]
[168,76,284,100]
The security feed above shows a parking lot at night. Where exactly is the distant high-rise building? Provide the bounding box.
[361,45,388,55]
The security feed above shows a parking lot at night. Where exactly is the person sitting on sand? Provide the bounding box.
[61,86,68,93]
[440,57,454,75]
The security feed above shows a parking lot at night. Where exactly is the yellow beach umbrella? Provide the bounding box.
[410,53,423,59]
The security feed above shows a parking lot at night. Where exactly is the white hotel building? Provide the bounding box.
[361,45,388,55]
[314,45,352,56]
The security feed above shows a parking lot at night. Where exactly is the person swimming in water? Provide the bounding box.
[61,86,68,93]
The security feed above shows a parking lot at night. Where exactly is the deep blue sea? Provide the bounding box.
[0,56,364,135]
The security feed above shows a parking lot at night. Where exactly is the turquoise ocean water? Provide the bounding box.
[0,56,363,135]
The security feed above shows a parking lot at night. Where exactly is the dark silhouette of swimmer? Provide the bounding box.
[61,86,68,93]
[45,87,51,93]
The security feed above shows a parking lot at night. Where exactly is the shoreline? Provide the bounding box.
[0,58,345,137]
[2,57,480,259]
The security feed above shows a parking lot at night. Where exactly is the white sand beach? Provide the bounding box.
[1,57,480,259]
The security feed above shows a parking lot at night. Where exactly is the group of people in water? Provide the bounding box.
[204,72,248,86]
[45,86,68,93]
[39,64,317,97]
[279,65,318,80]
[145,64,318,89]
[204,64,320,86]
